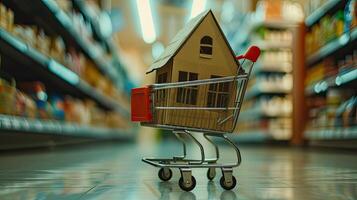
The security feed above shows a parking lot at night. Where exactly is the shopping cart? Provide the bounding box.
[131,46,260,191]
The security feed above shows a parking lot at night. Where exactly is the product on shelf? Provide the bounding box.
[0,1,132,134]
[305,51,357,88]
[307,90,356,129]
[256,0,304,22]
[0,78,15,115]
[49,95,65,121]
[0,3,14,32]
[344,0,357,32]
[306,1,357,56]
[15,91,37,118]
[17,81,53,119]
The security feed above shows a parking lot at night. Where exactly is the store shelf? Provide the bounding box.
[239,106,291,121]
[0,28,128,116]
[306,28,357,66]
[71,0,111,53]
[0,114,133,140]
[5,0,119,84]
[305,126,357,140]
[231,129,291,142]
[230,131,272,142]
[245,83,291,99]
[252,63,292,75]
[231,19,297,52]
[253,40,292,50]
[305,67,357,95]
[305,0,341,27]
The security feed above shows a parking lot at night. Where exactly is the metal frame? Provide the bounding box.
[140,48,259,190]
[142,130,242,169]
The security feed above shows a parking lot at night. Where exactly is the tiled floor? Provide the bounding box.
[0,138,356,200]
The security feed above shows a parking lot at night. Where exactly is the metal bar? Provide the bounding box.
[152,75,248,90]
[184,131,205,165]
[155,107,238,110]
[142,157,239,168]
[203,133,219,163]
[174,131,187,159]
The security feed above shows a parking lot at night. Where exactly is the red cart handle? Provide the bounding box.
[236,46,261,62]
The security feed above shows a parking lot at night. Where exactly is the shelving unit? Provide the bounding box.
[231,20,300,142]
[306,28,357,66]
[306,126,357,140]
[0,114,132,140]
[0,28,128,115]
[305,67,357,95]
[244,82,291,100]
[0,0,134,146]
[305,0,342,27]
[71,0,111,52]
[239,106,291,120]
[304,1,357,144]
[3,0,120,83]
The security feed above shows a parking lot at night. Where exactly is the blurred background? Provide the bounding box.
[0,0,356,199]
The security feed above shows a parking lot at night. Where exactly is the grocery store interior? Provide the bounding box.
[0,0,356,199]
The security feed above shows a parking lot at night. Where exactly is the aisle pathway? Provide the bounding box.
[0,140,356,200]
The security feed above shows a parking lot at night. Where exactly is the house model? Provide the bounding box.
[143,10,243,132]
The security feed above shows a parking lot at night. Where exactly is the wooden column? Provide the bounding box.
[291,23,306,145]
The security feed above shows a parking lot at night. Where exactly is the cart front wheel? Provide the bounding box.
[158,168,172,181]
[179,176,196,191]
[207,168,216,180]
[220,176,237,190]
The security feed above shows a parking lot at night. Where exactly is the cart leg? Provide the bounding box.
[179,168,196,191]
[220,168,237,190]
[184,131,205,164]
[203,133,219,180]
[207,134,241,167]
[173,131,186,160]
[203,133,219,163]
[221,135,242,167]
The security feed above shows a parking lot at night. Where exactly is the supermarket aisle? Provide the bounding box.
[0,141,356,200]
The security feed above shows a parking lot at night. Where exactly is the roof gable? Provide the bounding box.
[146,10,238,74]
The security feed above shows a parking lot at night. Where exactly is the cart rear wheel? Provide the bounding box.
[220,175,237,190]
[158,168,172,181]
[179,176,196,191]
[207,168,216,180]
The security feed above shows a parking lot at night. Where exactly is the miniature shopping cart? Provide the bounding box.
[131,46,260,191]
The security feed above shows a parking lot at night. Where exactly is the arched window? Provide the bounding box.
[200,36,213,58]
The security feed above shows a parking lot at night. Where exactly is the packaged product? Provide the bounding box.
[345,0,356,32]
[0,78,16,115]
[0,3,6,28]
[17,81,51,119]
[49,95,65,121]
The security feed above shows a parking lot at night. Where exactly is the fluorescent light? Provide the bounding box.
[189,0,207,20]
[136,0,156,43]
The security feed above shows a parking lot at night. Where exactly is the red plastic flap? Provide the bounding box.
[236,46,261,62]
[131,87,152,122]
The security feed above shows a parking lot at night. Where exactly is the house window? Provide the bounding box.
[200,36,213,58]
[176,71,198,105]
[158,72,167,83]
[157,73,167,102]
[207,75,230,108]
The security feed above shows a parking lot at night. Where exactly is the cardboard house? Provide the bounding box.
[145,10,242,132]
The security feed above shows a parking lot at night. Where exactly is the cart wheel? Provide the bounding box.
[220,175,237,190]
[179,176,196,191]
[158,168,172,181]
[207,168,216,181]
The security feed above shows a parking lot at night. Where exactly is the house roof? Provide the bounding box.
[146,10,239,74]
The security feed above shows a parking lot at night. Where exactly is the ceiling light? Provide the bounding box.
[136,0,156,44]
[189,0,207,20]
